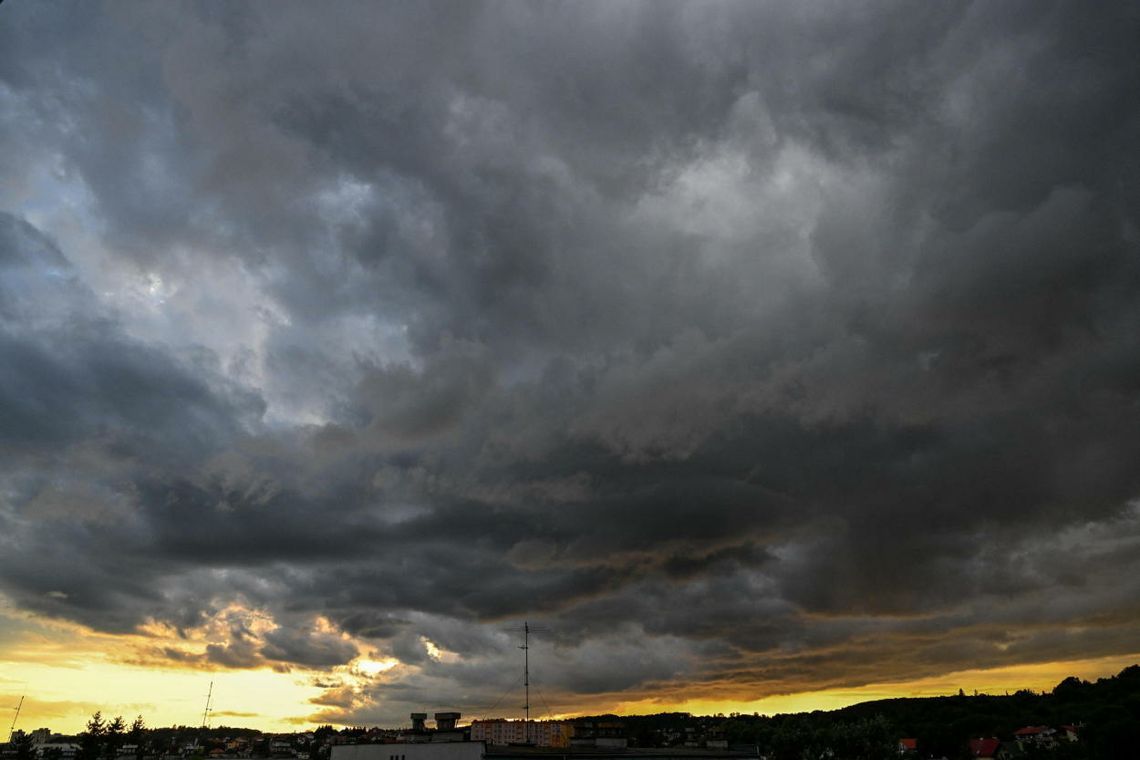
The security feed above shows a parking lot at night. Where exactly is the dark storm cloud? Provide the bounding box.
[262,625,360,669]
[2,0,1140,723]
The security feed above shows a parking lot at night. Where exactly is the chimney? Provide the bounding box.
[434,712,461,731]
[410,714,427,732]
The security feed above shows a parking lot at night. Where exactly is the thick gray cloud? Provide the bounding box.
[2,0,1140,725]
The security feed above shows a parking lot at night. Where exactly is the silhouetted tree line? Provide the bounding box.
[814,664,1140,760]
[590,664,1140,759]
[76,713,147,760]
[70,717,267,760]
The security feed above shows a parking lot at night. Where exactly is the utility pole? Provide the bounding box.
[8,695,23,742]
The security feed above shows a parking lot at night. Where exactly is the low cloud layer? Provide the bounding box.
[2,0,1140,725]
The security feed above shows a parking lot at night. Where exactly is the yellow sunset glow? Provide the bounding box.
[0,603,372,733]
[5,599,1137,737]
[609,652,1140,717]
[0,658,324,733]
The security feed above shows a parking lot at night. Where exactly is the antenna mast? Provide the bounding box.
[520,622,530,743]
[9,695,23,742]
[509,621,546,743]
[201,681,213,728]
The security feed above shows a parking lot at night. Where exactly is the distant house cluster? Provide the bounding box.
[2,691,1117,760]
[0,727,325,760]
[329,718,754,760]
[2,728,82,760]
[3,717,1087,760]
[963,724,1080,759]
[897,724,1083,759]
[337,712,628,751]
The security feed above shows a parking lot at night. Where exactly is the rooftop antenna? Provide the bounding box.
[8,695,23,742]
[513,621,549,744]
[521,622,530,742]
[201,681,213,729]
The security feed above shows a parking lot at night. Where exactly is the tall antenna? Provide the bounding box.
[201,681,213,728]
[520,622,530,743]
[8,695,23,742]
[514,621,551,743]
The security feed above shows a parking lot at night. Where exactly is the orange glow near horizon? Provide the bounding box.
[609,652,1140,718]
[0,603,356,734]
[4,624,1138,736]
[3,597,1137,734]
[0,658,327,734]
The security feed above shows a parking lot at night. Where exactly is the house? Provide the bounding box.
[570,720,627,749]
[897,738,917,754]
[968,737,1000,759]
[34,744,78,760]
[270,739,296,757]
[1013,726,1056,749]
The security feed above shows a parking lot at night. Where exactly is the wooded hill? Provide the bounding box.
[593,664,1140,759]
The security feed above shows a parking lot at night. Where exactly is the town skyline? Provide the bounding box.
[6,633,1139,734]
[11,663,1140,760]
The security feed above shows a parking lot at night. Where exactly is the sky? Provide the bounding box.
[2,0,1140,735]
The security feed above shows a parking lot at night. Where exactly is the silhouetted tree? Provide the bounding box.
[129,716,146,760]
[1053,676,1088,697]
[79,712,107,760]
[104,716,125,760]
[12,730,35,760]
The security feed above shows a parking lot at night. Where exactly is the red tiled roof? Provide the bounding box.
[898,738,917,750]
[968,737,1000,757]
[1014,726,1046,736]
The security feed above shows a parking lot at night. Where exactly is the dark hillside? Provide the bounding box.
[586,664,1140,759]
